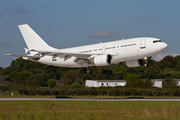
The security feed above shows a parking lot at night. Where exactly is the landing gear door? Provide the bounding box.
[140,39,146,49]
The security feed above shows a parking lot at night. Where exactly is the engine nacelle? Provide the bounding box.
[89,54,112,66]
[32,54,41,61]
[122,59,144,68]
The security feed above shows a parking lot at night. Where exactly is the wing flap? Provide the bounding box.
[73,58,87,66]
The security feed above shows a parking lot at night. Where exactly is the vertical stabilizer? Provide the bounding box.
[18,24,56,53]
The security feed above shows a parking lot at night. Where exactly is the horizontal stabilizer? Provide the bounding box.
[24,48,29,53]
[5,54,40,60]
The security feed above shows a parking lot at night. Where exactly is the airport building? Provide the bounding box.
[85,80,126,87]
[151,79,163,88]
[86,79,180,88]
[152,79,180,88]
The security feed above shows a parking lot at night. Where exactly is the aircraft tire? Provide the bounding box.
[82,69,92,74]
[102,70,107,74]
[102,70,112,74]
[82,69,87,74]
[107,70,112,74]
[87,69,92,74]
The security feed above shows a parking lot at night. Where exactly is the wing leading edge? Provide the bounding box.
[6,49,118,66]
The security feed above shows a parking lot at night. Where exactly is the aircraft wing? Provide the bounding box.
[28,49,101,64]
[6,49,118,66]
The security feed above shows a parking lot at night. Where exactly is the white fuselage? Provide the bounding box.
[36,37,167,67]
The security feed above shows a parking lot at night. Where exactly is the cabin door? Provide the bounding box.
[140,39,146,49]
[102,47,106,53]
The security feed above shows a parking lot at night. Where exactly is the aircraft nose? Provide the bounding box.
[157,42,168,52]
[162,42,168,49]
[155,42,168,53]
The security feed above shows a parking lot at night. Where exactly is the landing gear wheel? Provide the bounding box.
[144,63,148,67]
[102,70,107,74]
[82,69,87,74]
[102,70,112,74]
[144,57,148,67]
[82,69,92,74]
[87,69,92,74]
[107,70,112,74]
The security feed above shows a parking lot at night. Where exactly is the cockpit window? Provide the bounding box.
[153,40,162,43]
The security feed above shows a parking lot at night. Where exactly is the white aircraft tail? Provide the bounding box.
[18,24,57,54]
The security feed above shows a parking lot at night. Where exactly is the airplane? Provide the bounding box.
[6,24,168,74]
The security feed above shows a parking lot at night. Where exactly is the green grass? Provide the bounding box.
[0,101,180,120]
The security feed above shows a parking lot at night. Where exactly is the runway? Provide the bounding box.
[1,97,180,101]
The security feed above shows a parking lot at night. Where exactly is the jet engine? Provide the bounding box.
[121,59,144,68]
[31,54,41,61]
[89,54,112,66]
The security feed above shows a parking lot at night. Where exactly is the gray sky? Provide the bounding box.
[0,0,180,67]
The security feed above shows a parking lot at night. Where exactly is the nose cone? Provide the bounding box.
[162,42,168,50]
[156,42,168,53]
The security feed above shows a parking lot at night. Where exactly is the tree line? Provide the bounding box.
[0,55,180,88]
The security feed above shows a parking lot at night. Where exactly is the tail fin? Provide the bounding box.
[18,24,56,53]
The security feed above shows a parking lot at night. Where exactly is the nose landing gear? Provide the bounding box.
[144,57,148,67]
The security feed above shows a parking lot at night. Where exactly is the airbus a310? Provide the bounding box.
[6,24,168,74]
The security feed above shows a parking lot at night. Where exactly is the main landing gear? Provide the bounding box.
[82,69,93,74]
[82,69,112,74]
[102,70,112,74]
[102,65,112,74]
[82,63,93,74]
[82,65,112,74]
